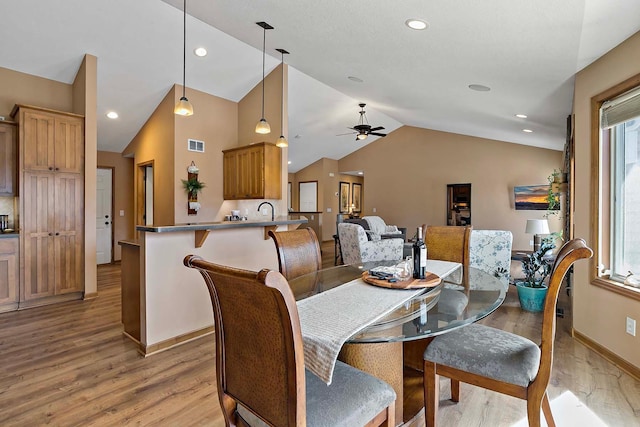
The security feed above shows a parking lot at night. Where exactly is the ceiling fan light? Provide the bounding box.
[357,133,368,140]
[276,135,288,147]
[174,96,193,116]
[255,118,271,134]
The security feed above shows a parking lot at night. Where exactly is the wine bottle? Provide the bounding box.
[413,226,427,279]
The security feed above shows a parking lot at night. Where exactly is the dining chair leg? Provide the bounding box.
[424,360,439,427]
[541,391,556,427]
[450,379,460,402]
[526,394,543,427]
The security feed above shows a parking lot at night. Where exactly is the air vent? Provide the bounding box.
[188,139,205,153]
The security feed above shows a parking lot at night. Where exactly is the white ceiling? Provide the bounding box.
[1,1,639,173]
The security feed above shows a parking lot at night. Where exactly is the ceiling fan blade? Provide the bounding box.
[369,132,387,137]
[369,126,385,132]
[336,131,357,136]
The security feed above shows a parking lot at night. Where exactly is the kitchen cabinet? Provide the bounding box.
[0,236,19,312]
[0,122,16,196]
[12,105,85,303]
[223,142,281,200]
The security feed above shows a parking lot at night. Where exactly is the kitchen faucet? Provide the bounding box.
[257,202,275,221]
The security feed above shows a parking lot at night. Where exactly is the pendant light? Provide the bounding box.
[275,48,289,148]
[174,0,193,116]
[255,22,273,134]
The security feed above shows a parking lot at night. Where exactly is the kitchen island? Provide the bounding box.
[119,216,307,356]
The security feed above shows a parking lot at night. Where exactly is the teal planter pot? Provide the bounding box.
[515,282,548,312]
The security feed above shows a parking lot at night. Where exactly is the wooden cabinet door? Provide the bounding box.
[223,150,238,199]
[54,117,84,173]
[0,123,16,195]
[0,238,19,306]
[21,110,55,172]
[54,173,84,294]
[21,172,56,300]
[237,146,264,198]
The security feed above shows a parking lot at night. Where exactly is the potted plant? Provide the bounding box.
[515,241,555,312]
[181,177,205,201]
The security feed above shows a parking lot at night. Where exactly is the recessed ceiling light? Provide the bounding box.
[194,47,207,57]
[468,84,491,92]
[515,114,528,119]
[405,19,428,30]
[287,160,292,164]
[523,129,533,133]
[106,111,118,119]
[348,76,364,83]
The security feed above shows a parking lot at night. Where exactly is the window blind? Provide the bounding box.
[600,85,640,129]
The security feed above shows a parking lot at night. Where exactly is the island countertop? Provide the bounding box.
[136,216,307,233]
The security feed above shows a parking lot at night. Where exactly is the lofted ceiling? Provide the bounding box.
[1,1,639,173]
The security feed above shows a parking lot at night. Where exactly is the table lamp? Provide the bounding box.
[525,219,549,251]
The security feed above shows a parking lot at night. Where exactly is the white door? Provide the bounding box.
[96,168,112,264]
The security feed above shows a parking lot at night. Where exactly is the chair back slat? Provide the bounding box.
[424,225,472,265]
[184,256,305,427]
[534,238,592,389]
[268,228,322,280]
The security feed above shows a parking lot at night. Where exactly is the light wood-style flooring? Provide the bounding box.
[0,242,638,426]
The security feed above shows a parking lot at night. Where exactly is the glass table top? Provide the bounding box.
[288,261,507,344]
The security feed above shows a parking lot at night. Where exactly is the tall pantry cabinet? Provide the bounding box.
[12,105,85,304]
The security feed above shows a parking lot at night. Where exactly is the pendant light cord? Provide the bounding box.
[182,0,187,98]
[261,26,266,118]
[280,51,284,132]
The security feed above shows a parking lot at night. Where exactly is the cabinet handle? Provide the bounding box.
[48,232,52,236]
[55,232,60,236]
[49,167,53,171]
[105,215,109,218]
[55,167,59,171]
[105,222,109,225]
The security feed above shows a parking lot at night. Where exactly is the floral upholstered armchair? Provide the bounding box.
[338,223,404,265]
[468,230,513,289]
[361,216,405,241]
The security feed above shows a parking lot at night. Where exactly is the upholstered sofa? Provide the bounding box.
[362,216,406,241]
[338,223,404,265]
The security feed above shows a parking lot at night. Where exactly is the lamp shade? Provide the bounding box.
[525,219,549,235]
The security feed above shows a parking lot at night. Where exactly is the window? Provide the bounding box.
[594,80,640,297]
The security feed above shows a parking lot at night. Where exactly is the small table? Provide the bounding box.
[289,262,506,424]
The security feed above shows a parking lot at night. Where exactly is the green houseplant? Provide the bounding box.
[516,241,555,312]
[181,177,206,200]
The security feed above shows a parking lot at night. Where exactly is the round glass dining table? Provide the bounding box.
[288,261,507,425]
[288,261,507,343]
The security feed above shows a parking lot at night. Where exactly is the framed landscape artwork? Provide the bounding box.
[514,185,558,210]
[339,182,350,213]
[352,183,362,212]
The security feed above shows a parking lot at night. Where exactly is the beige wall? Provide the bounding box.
[291,158,364,241]
[174,86,238,223]
[124,86,177,226]
[0,66,72,118]
[72,55,98,295]
[339,125,562,250]
[573,31,640,369]
[97,151,135,261]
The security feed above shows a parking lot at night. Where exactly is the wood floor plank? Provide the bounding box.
[0,246,637,426]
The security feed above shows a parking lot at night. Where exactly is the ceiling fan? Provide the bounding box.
[338,103,387,141]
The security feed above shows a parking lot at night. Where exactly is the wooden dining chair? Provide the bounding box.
[184,255,396,427]
[422,238,592,427]
[422,225,472,268]
[268,228,322,280]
